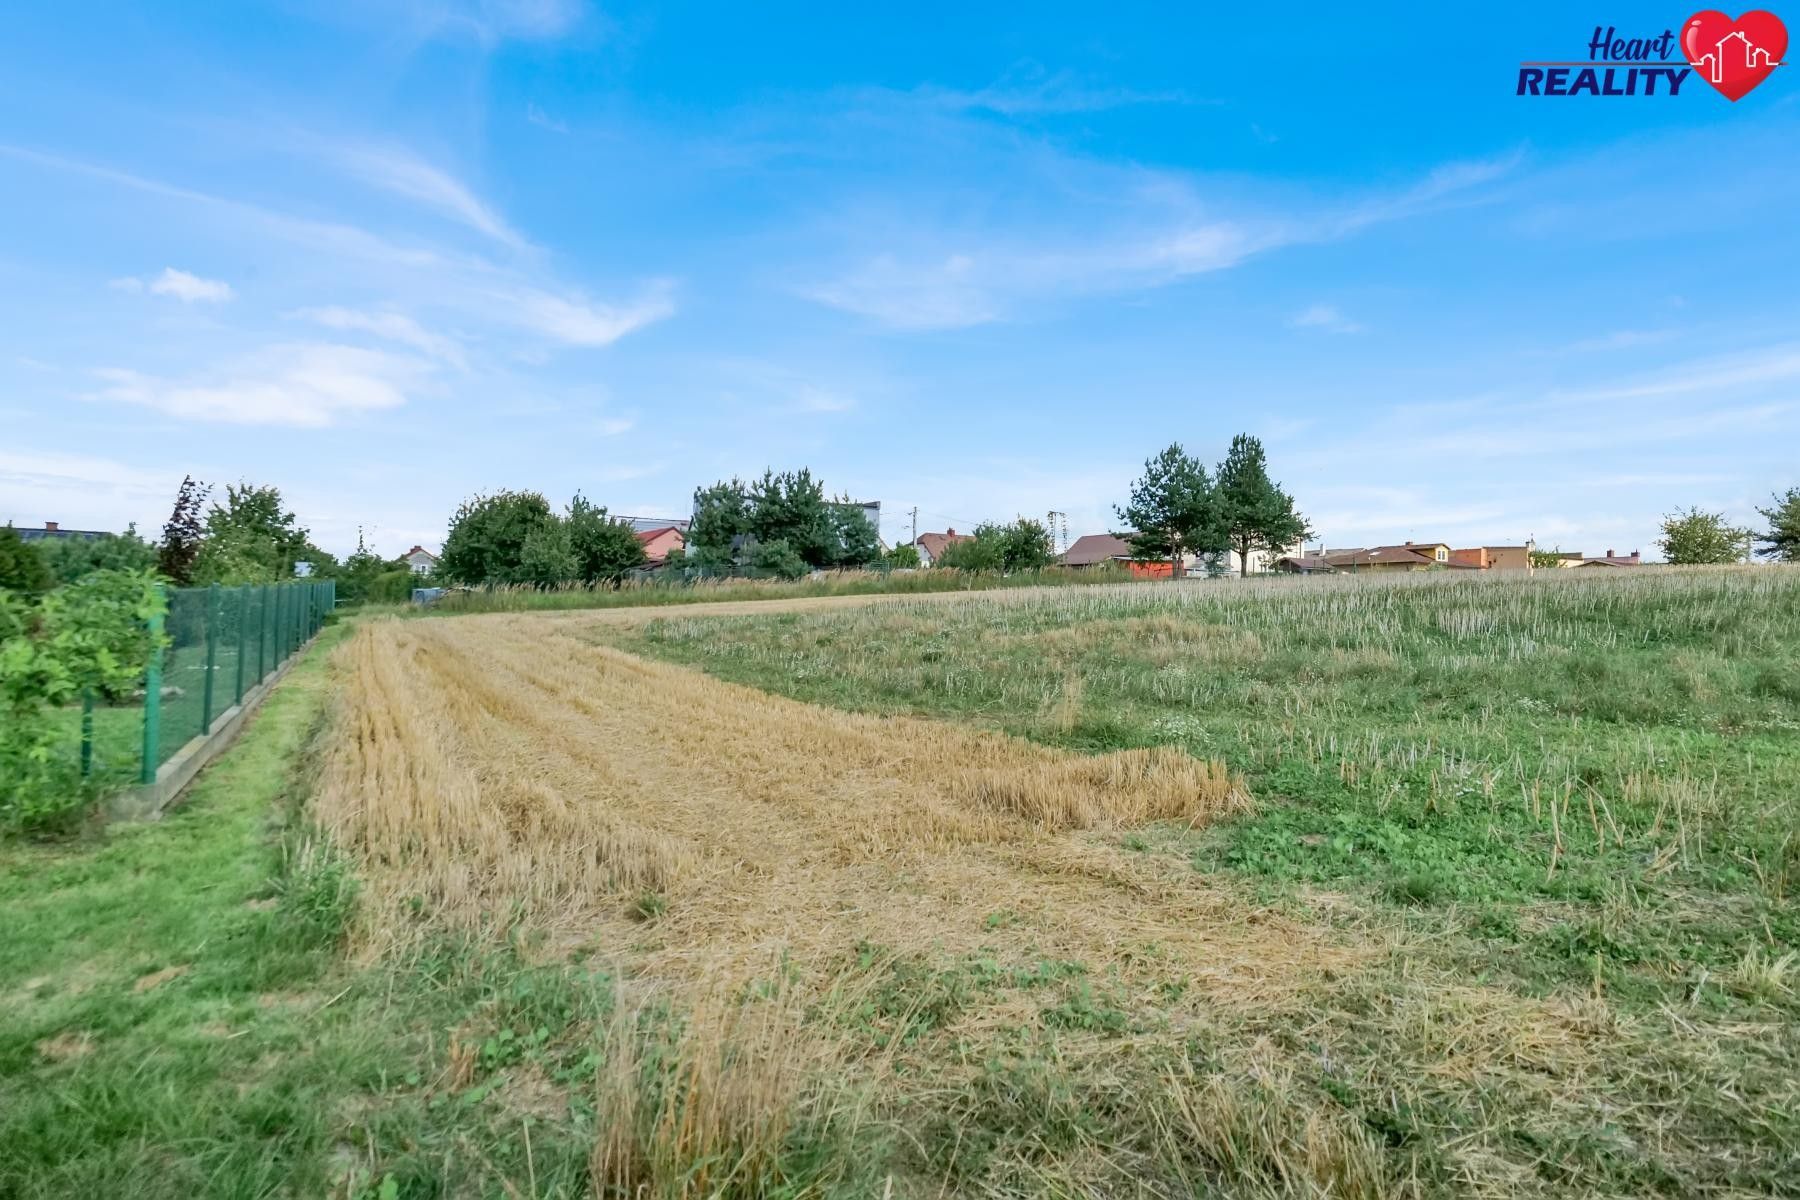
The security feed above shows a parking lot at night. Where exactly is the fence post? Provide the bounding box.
[201,582,221,734]
[141,587,165,785]
[235,584,248,704]
[80,690,94,779]
[275,584,287,663]
[256,584,268,683]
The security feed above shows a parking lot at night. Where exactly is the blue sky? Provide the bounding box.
[3,1,1797,559]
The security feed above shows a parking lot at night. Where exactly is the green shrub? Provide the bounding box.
[0,570,162,833]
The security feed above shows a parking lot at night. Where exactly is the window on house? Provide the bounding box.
[1435,548,1447,561]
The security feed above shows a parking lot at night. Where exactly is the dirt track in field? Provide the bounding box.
[315,613,1366,1010]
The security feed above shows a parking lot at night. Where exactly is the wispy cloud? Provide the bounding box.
[905,64,1201,116]
[1290,304,1365,334]
[526,103,569,133]
[507,282,676,346]
[92,343,434,427]
[111,267,234,303]
[1565,328,1679,353]
[292,307,467,369]
[325,142,529,249]
[801,152,1518,331]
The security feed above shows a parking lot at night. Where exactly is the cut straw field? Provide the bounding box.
[299,566,1800,1196]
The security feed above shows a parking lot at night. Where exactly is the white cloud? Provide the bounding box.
[1550,343,1800,405]
[508,283,676,346]
[292,307,467,369]
[92,343,433,427]
[592,416,635,436]
[0,449,177,534]
[1290,304,1365,334]
[327,142,528,249]
[111,268,234,302]
[802,153,1515,331]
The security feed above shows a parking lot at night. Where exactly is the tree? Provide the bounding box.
[35,526,156,586]
[0,526,52,594]
[934,519,1053,573]
[992,518,1055,571]
[335,530,415,605]
[1658,507,1750,565]
[1755,487,1800,563]
[885,543,921,569]
[829,500,882,568]
[192,483,321,585]
[517,518,579,586]
[689,469,878,572]
[156,475,209,586]
[935,531,1002,572]
[439,491,559,585]
[1114,443,1221,577]
[749,469,833,566]
[688,479,752,564]
[1529,546,1568,570]
[751,538,808,580]
[566,494,647,583]
[1214,434,1311,577]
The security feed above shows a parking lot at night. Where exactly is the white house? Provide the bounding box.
[404,545,439,575]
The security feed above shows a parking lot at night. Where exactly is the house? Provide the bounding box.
[403,545,439,575]
[1574,549,1642,568]
[1275,554,1335,574]
[1449,544,1534,571]
[1322,542,1459,572]
[11,520,107,542]
[635,525,686,566]
[617,515,692,536]
[1062,533,1178,578]
[914,527,974,566]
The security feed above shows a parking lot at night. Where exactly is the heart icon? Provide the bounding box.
[1683,10,1788,100]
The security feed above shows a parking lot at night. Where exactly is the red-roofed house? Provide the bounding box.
[913,528,974,567]
[403,545,439,575]
[636,525,686,566]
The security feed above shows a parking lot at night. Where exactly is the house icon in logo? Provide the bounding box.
[1695,28,1780,84]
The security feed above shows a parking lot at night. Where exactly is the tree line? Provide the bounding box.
[1658,491,1800,564]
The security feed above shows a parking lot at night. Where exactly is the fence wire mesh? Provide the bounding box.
[136,580,333,784]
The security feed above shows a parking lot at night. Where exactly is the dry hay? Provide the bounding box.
[312,616,1350,1012]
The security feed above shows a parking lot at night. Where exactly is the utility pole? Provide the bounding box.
[909,506,918,548]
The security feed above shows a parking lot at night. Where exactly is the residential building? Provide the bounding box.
[1062,533,1178,578]
[636,525,686,566]
[403,545,439,575]
[12,520,107,542]
[616,515,692,536]
[1574,549,1642,568]
[914,527,974,566]
[1449,544,1534,571]
[1274,554,1335,574]
[1322,542,1458,572]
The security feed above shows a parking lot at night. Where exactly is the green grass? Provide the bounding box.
[10,569,1798,1196]
[1,626,674,1199]
[592,566,1800,1194]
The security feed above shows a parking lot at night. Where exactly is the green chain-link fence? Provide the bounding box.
[87,579,335,790]
[137,579,334,783]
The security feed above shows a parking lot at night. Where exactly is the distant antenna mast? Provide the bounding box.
[1046,510,1069,555]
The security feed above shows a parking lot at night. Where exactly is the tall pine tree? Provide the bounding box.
[1115,443,1223,577]
[1214,434,1310,577]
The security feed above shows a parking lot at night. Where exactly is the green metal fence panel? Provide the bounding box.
[131,579,327,783]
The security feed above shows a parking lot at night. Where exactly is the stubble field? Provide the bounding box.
[309,567,1799,1196]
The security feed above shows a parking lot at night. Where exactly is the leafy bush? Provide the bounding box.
[0,569,163,833]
